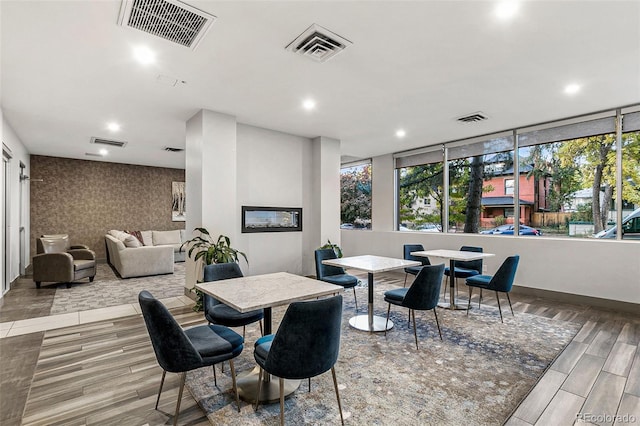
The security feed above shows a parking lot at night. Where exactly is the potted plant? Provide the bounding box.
[318,239,343,258]
[181,227,248,311]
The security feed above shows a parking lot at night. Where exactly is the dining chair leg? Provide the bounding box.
[495,291,503,323]
[433,308,442,340]
[255,368,263,411]
[331,367,345,426]
[479,289,483,308]
[279,377,285,426]
[155,370,167,409]
[173,372,186,426]
[308,377,311,392]
[243,326,246,339]
[353,287,358,312]
[407,308,411,328]
[506,293,514,316]
[404,273,408,287]
[412,309,419,350]
[467,287,472,315]
[229,359,240,412]
[213,364,217,386]
[384,303,391,336]
[259,320,263,336]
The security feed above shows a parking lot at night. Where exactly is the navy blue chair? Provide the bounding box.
[203,263,263,338]
[315,249,359,311]
[384,264,445,350]
[138,290,244,425]
[466,255,520,323]
[443,246,483,300]
[254,295,345,425]
[403,244,431,287]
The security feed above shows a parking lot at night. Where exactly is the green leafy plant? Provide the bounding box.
[181,228,248,311]
[319,239,343,258]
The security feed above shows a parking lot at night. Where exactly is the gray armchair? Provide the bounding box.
[33,235,96,288]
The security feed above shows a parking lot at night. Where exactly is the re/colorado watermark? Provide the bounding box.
[576,413,637,423]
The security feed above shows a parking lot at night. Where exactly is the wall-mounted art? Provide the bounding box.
[242,206,302,233]
[172,181,186,221]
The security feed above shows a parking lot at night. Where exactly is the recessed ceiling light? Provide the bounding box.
[495,1,519,20]
[564,83,581,95]
[396,129,406,138]
[107,122,120,132]
[302,99,316,110]
[99,149,109,156]
[133,46,156,65]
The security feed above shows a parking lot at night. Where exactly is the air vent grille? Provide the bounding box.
[285,24,351,63]
[457,112,489,123]
[90,137,127,148]
[118,0,216,50]
[164,147,184,152]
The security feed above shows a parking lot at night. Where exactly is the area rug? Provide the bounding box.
[49,263,186,314]
[186,279,581,425]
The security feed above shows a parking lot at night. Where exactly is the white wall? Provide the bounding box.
[1,113,30,291]
[341,153,640,305]
[236,124,316,276]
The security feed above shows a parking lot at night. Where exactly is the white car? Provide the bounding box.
[594,208,640,239]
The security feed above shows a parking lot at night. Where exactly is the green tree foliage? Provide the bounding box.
[340,164,372,225]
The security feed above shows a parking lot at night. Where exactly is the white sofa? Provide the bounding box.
[105,230,186,278]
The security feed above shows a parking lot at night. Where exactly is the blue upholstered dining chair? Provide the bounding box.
[466,255,520,323]
[203,262,264,338]
[253,295,345,426]
[403,244,430,287]
[138,290,244,426]
[315,248,359,311]
[442,245,483,300]
[384,263,445,350]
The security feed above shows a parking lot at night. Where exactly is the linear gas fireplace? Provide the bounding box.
[241,206,302,233]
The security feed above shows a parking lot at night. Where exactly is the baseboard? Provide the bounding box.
[511,285,640,314]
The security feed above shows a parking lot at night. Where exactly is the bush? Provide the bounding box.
[494,215,506,226]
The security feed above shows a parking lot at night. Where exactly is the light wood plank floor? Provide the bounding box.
[1,272,638,425]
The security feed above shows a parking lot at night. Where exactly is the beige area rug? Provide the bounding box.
[186,278,581,425]
[50,263,186,315]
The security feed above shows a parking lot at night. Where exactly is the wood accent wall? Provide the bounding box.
[30,156,185,261]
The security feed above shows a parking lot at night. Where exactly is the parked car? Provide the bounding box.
[594,208,640,239]
[480,224,542,236]
[340,223,355,229]
[417,223,442,233]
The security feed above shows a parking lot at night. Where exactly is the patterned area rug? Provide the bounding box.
[50,263,186,314]
[186,277,581,425]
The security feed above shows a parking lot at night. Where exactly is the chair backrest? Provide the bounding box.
[402,264,444,310]
[138,290,202,373]
[489,255,520,292]
[265,295,343,379]
[37,235,69,254]
[203,262,244,308]
[455,245,483,272]
[403,244,429,272]
[315,249,346,279]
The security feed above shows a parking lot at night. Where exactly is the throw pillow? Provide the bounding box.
[123,235,141,248]
[124,230,145,245]
[152,230,182,245]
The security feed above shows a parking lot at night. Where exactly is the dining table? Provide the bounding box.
[410,249,495,310]
[321,254,421,332]
[195,272,343,403]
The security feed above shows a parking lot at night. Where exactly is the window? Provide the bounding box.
[340,162,372,230]
[504,179,514,195]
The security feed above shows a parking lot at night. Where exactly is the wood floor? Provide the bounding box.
[1,272,639,425]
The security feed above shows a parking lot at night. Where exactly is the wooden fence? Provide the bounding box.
[531,212,572,227]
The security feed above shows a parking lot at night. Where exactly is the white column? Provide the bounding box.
[371,154,395,231]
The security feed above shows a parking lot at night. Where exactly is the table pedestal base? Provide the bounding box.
[437,302,469,311]
[349,314,393,332]
[236,366,301,403]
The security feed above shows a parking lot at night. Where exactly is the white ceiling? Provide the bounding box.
[2,1,639,169]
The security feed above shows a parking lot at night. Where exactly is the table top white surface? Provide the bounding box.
[322,254,421,273]
[195,272,343,313]
[411,249,495,262]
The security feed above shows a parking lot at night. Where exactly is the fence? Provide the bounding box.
[531,212,572,227]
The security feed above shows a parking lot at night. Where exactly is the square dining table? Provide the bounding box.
[321,254,421,332]
[410,249,495,310]
[195,272,343,402]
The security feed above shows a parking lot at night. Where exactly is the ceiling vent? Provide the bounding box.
[164,147,184,152]
[285,24,352,63]
[457,112,489,124]
[118,0,216,50]
[90,137,127,148]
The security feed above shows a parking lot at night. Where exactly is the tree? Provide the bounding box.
[525,144,580,212]
[340,164,372,225]
[463,156,484,233]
